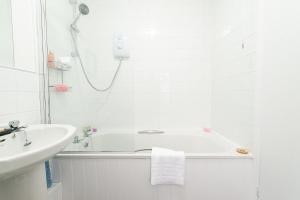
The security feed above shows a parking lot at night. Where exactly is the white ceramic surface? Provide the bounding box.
[0,0,42,126]
[63,130,246,157]
[53,144,254,200]
[0,124,76,180]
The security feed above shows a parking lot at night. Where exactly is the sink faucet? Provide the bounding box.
[0,120,31,146]
[9,120,28,134]
[10,121,31,146]
[1,120,21,137]
[0,120,27,136]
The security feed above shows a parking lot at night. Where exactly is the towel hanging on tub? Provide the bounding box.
[151,147,185,185]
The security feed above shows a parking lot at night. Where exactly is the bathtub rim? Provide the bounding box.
[55,151,253,159]
[59,131,254,159]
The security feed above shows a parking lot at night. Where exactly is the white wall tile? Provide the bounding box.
[16,92,40,113]
[211,0,257,149]
[47,0,213,131]
[0,92,18,116]
[11,0,38,72]
[259,0,300,199]
[16,71,39,92]
[0,67,17,91]
[0,0,41,125]
[0,0,14,67]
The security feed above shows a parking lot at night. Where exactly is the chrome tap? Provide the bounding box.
[0,120,28,137]
[73,135,83,143]
[82,126,92,137]
[0,120,31,146]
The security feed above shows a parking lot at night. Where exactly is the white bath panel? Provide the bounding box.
[52,157,256,200]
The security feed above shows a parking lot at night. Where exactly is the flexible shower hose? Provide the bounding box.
[70,30,123,92]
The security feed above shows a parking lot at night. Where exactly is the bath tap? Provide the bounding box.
[73,135,84,143]
[82,126,93,137]
[83,131,92,138]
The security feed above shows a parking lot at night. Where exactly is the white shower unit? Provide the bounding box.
[45,0,259,199]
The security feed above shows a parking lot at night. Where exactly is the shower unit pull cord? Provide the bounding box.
[70,30,123,92]
[69,4,123,92]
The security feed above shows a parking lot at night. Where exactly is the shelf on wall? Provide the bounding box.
[48,85,72,88]
[48,61,72,71]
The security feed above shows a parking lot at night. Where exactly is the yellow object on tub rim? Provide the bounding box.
[236,148,249,155]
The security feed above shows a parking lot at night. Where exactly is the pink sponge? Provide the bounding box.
[203,127,212,133]
[54,84,69,92]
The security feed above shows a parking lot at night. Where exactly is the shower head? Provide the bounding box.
[79,3,89,15]
[71,3,89,32]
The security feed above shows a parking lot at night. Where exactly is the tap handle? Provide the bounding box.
[8,120,20,130]
[20,124,28,129]
[8,120,27,131]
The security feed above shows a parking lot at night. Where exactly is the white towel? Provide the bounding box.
[151,147,185,185]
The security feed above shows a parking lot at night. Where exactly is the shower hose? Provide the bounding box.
[70,30,123,92]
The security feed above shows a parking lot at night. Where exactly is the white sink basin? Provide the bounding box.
[0,124,76,180]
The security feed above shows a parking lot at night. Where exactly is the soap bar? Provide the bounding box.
[236,148,249,155]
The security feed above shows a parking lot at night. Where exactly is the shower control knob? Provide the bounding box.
[117,43,123,50]
[113,33,130,60]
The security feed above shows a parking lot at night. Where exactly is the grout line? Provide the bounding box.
[0,65,44,75]
[9,0,16,69]
[0,110,40,117]
[0,91,40,93]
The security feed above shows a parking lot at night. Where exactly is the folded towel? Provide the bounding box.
[151,147,185,185]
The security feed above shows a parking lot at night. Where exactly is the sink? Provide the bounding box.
[0,124,76,179]
[0,124,76,200]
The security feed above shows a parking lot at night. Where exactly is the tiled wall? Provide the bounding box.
[0,0,41,125]
[47,0,213,132]
[0,0,14,67]
[259,0,300,199]
[47,0,258,149]
[211,0,257,149]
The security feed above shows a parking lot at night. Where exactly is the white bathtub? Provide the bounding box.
[62,131,248,157]
[53,131,256,200]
